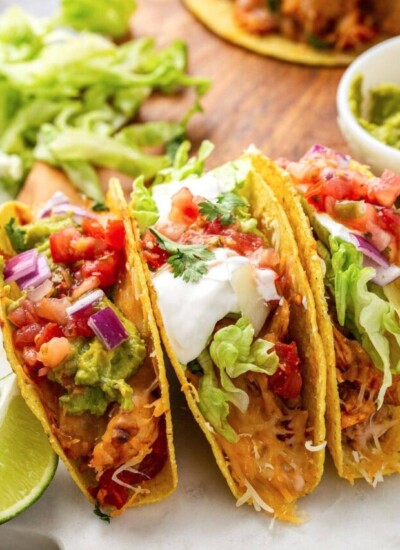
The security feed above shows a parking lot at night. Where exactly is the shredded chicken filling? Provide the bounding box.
[232,0,394,51]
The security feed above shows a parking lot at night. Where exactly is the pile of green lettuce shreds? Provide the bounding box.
[0,0,210,203]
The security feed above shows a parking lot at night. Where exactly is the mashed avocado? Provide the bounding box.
[51,300,147,416]
[350,74,400,149]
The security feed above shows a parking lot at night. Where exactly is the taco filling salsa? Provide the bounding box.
[0,188,175,515]
[278,145,400,482]
[130,149,326,521]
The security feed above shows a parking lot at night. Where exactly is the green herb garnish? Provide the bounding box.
[187,359,204,375]
[199,193,248,226]
[306,34,330,50]
[92,201,110,212]
[5,218,26,252]
[149,228,214,283]
[93,502,111,523]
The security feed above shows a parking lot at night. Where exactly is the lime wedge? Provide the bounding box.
[0,373,58,524]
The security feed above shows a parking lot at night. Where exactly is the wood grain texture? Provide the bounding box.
[134,0,350,167]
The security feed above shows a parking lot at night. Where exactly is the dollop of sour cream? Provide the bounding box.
[152,173,227,222]
[153,248,280,364]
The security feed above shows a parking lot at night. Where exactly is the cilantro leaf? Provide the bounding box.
[149,228,214,283]
[198,192,248,226]
[93,502,111,523]
[92,201,109,212]
[187,359,204,375]
[5,218,27,252]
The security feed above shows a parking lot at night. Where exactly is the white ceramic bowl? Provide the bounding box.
[337,36,400,175]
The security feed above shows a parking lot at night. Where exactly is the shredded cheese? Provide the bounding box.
[305,440,327,452]
[204,422,215,433]
[236,480,274,514]
[352,450,360,464]
[111,463,151,491]
[372,470,384,488]
[269,515,276,531]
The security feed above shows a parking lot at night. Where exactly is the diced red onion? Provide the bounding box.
[88,307,129,350]
[27,278,53,302]
[371,264,400,286]
[37,191,70,219]
[66,289,104,317]
[304,144,350,168]
[352,234,390,268]
[52,204,96,224]
[18,255,51,290]
[4,249,38,283]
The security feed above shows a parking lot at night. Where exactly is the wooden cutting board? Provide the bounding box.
[135,0,350,168]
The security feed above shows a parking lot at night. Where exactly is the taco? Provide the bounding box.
[0,174,177,516]
[182,0,397,66]
[253,145,400,484]
[129,147,326,522]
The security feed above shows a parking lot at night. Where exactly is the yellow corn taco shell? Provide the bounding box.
[0,180,177,515]
[251,153,400,484]
[130,155,326,522]
[183,0,357,66]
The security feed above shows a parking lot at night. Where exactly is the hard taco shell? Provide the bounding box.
[0,180,177,514]
[131,156,326,522]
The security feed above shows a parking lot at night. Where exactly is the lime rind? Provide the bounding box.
[0,375,58,524]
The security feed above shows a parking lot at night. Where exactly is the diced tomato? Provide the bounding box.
[35,298,69,325]
[367,170,400,208]
[78,251,122,287]
[224,231,264,257]
[13,323,43,350]
[63,306,95,338]
[96,469,129,510]
[8,300,39,328]
[268,342,302,400]
[141,231,169,270]
[203,218,225,235]
[82,218,105,239]
[50,227,107,264]
[105,220,125,251]
[49,227,82,263]
[35,323,64,351]
[169,187,200,225]
[22,346,39,368]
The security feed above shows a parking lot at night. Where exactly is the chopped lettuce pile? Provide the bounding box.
[0,1,209,202]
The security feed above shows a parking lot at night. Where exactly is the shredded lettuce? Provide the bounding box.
[58,0,136,39]
[130,176,159,234]
[0,4,210,202]
[327,237,400,406]
[197,317,278,442]
[198,349,239,444]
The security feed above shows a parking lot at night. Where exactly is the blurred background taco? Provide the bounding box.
[183,0,400,66]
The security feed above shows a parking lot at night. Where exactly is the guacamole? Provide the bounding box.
[350,74,400,150]
[51,301,147,416]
